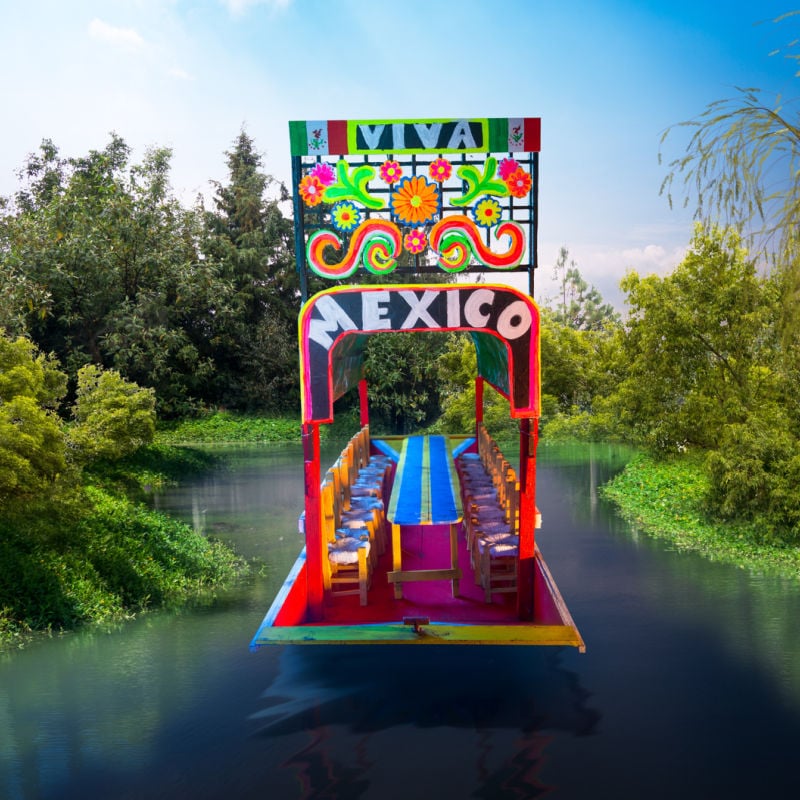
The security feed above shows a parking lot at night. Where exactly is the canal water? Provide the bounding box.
[2,443,800,799]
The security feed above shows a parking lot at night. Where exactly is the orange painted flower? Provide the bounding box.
[299,174,325,206]
[390,175,439,225]
[505,167,532,198]
[404,228,427,254]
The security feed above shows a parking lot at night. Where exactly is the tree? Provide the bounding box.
[363,332,451,434]
[203,128,299,411]
[69,365,156,462]
[433,335,515,437]
[548,246,619,331]
[659,12,800,351]
[0,333,68,502]
[608,226,779,452]
[0,136,224,415]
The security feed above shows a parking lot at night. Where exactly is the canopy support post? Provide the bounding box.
[517,417,538,620]
[303,422,324,621]
[359,378,369,428]
[475,376,484,438]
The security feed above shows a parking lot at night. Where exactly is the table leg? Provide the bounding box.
[392,522,403,599]
[450,522,460,597]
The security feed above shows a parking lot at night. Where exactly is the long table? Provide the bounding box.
[386,435,463,599]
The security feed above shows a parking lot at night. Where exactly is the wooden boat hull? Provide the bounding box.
[250,544,585,650]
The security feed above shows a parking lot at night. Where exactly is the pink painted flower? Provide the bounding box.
[310,162,336,186]
[505,167,532,198]
[298,174,325,206]
[498,158,521,180]
[379,159,403,184]
[404,228,427,255]
[428,158,453,182]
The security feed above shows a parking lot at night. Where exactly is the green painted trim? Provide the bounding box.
[421,435,431,521]
[487,118,508,152]
[251,622,585,649]
[289,121,308,156]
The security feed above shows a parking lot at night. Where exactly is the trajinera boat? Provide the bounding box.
[250,116,584,649]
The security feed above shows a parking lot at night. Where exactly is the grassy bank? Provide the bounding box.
[0,445,247,651]
[155,410,363,445]
[157,411,302,444]
[601,453,800,579]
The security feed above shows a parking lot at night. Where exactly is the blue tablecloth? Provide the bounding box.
[388,435,461,525]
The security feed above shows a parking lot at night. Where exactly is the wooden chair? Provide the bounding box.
[320,479,372,605]
[475,476,520,602]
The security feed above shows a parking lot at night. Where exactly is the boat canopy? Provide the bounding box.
[299,283,540,424]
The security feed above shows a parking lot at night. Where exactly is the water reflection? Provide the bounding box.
[252,645,598,799]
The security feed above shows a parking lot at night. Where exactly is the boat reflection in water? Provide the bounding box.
[251,645,599,798]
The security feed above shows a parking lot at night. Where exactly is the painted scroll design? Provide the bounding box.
[429,216,525,272]
[301,156,533,278]
[307,219,401,279]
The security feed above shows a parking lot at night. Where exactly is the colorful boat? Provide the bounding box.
[251,117,584,649]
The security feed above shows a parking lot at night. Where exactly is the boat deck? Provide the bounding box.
[320,520,552,625]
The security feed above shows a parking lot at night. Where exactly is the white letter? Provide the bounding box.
[464,289,495,328]
[362,291,392,330]
[447,120,477,150]
[308,295,358,349]
[400,290,439,329]
[359,124,385,149]
[497,300,532,340]
[414,123,443,149]
[392,123,405,150]
[446,289,460,328]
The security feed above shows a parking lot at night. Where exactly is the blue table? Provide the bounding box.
[386,435,463,599]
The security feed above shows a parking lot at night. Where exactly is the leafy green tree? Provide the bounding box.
[0,136,221,414]
[432,335,515,437]
[203,128,299,411]
[69,365,156,462]
[659,13,800,389]
[609,226,778,452]
[363,332,450,434]
[0,333,68,502]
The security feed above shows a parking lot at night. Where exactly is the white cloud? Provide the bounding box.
[220,0,293,17]
[535,240,688,312]
[168,67,193,81]
[87,18,145,51]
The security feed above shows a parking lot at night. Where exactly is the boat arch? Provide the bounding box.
[299,283,541,426]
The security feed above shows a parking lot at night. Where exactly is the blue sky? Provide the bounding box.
[1,0,797,306]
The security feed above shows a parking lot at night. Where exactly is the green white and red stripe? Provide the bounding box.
[289,117,541,156]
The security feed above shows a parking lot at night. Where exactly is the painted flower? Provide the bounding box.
[505,167,532,198]
[310,162,336,186]
[404,228,427,255]
[497,158,521,180]
[379,159,403,184]
[428,157,453,182]
[473,196,502,228]
[299,174,325,206]
[331,201,361,232]
[390,175,439,225]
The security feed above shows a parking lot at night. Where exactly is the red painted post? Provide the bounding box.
[359,378,369,428]
[475,376,484,433]
[517,417,537,620]
[303,422,324,621]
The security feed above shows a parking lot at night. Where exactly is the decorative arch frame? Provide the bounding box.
[299,283,540,424]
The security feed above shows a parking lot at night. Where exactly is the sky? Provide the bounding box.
[1,0,798,308]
